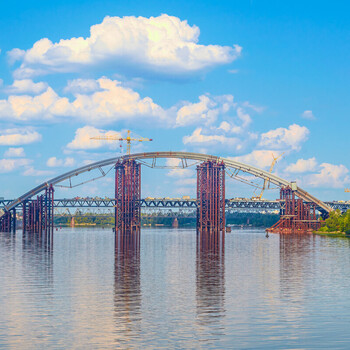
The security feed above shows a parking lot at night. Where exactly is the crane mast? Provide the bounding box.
[252,152,284,200]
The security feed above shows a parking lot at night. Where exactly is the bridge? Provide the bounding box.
[0,151,335,235]
[1,198,348,212]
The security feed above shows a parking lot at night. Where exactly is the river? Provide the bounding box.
[0,228,350,349]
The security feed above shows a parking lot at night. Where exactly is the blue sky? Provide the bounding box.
[0,0,349,201]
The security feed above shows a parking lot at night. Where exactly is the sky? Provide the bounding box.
[0,0,349,201]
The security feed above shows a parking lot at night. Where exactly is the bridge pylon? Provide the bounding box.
[267,186,321,234]
[115,160,141,235]
[22,185,54,240]
[196,160,225,235]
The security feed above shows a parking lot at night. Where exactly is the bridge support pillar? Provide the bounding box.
[196,160,225,235]
[0,210,12,232]
[23,185,54,238]
[115,160,141,235]
[267,186,321,234]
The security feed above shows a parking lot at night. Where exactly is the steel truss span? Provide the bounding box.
[3,151,332,214]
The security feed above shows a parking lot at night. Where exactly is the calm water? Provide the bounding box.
[1,228,350,349]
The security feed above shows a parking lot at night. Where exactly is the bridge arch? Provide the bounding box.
[4,151,332,214]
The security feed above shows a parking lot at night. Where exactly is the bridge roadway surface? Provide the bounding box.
[1,198,349,212]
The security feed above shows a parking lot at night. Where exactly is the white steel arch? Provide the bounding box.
[4,152,332,213]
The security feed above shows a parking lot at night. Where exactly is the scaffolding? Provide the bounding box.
[115,160,141,234]
[23,185,54,237]
[197,161,225,234]
[267,186,321,234]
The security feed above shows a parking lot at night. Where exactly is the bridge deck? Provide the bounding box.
[1,199,349,212]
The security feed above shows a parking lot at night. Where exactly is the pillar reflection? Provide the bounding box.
[196,232,226,328]
[114,231,141,339]
[279,234,316,300]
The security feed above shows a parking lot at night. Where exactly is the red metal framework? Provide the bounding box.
[197,160,225,234]
[267,186,321,234]
[0,209,15,233]
[115,160,141,234]
[23,185,54,237]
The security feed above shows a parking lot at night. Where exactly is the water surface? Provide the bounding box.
[0,228,350,349]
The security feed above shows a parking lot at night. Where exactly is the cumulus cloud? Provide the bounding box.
[166,158,194,178]
[0,78,260,128]
[0,78,167,124]
[285,157,317,173]
[64,78,101,94]
[67,125,123,150]
[231,150,282,169]
[47,156,75,167]
[5,79,48,94]
[0,158,31,173]
[183,127,240,149]
[9,14,241,79]
[305,163,350,188]
[301,110,315,120]
[176,94,234,126]
[259,124,309,151]
[23,167,54,176]
[4,147,25,157]
[0,128,41,145]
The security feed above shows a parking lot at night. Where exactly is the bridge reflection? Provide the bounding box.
[114,232,141,337]
[196,232,226,331]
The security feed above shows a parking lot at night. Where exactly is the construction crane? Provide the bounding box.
[252,152,284,200]
[90,130,152,155]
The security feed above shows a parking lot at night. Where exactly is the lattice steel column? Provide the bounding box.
[115,160,141,234]
[267,186,321,234]
[22,185,54,237]
[196,160,225,234]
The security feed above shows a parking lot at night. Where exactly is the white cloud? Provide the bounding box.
[231,150,282,169]
[183,127,240,149]
[23,167,54,176]
[64,79,100,94]
[0,158,31,173]
[259,124,309,151]
[5,79,48,94]
[0,78,167,124]
[9,14,241,79]
[0,128,41,145]
[0,87,63,121]
[175,178,196,186]
[4,147,25,157]
[176,94,236,127]
[285,157,317,173]
[67,125,123,150]
[305,163,350,188]
[301,110,315,120]
[47,156,75,167]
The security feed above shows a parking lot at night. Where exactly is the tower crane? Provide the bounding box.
[90,130,152,155]
[252,152,284,200]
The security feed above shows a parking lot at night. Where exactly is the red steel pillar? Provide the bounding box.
[196,160,225,234]
[22,185,54,237]
[267,186,321,234]
[115,160,141,235]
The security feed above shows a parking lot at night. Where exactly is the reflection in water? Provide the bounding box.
[279,234,317,300]
[196,232,226,336]
[0,231,53,349]
[114,232,142,341]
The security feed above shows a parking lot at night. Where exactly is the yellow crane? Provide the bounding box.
[90,130,152,155]
[252,152,284,200]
